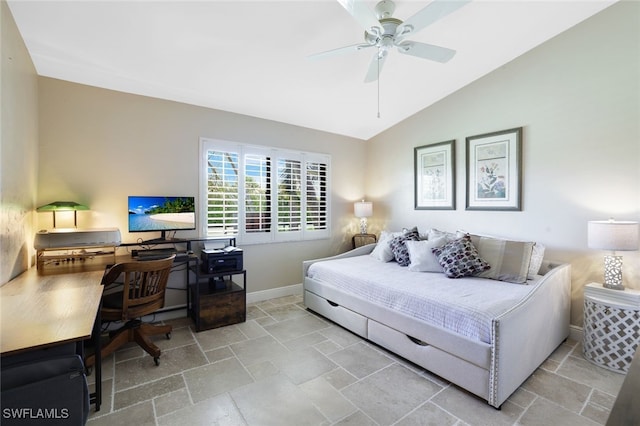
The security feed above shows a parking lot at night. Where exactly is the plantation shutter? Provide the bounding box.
[241,147,273,244]
[275,155,302,241]
[204,147,239,236]
[200,138,330,243]
[304,154,330,239]
[244,153,271,233]
[305,160,328,231]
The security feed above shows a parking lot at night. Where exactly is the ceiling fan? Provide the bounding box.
[310,0,470,83]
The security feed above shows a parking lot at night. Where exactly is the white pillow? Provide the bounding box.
[370,230,401,262]
[427,228,464,242]
[406,237,447,272]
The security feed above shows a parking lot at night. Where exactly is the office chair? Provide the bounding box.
[85,255,175,368]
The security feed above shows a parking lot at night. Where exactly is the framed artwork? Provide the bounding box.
[465,127,523,211]
[414,140,455,210]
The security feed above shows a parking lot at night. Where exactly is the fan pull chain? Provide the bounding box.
[377,47,381,119]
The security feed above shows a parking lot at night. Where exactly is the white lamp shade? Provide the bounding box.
[588,220,639,251]
[354,201,373,218]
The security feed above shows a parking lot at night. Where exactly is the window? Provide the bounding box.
[200,138,330,244]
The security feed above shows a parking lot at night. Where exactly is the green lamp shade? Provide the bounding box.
[37,201,89,228]
[36,201,89,212]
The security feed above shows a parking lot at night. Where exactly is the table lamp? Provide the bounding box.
[588,219,639,290]
[37,201,89,228]
[354,200,373,234]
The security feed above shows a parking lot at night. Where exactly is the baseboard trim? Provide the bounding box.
[569,324,583,343]
[246,283,303,304]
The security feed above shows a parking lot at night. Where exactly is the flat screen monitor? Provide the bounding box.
[128,196,196,241]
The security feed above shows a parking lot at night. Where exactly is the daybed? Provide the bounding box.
[302,231,571,408]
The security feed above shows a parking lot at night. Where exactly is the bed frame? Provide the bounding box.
[303,244,571,408]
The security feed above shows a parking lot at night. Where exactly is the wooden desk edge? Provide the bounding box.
[0,268,104,355]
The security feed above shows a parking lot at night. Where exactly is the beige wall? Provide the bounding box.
[366,1,640,326]
[37,78,367,298]
[0,0,39,284]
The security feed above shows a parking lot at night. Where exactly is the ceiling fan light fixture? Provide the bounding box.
[312,0,469,82]
[379,37,394,50]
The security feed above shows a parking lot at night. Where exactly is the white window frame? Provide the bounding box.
[199,137,331,244]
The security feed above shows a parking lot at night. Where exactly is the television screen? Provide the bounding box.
[128,196,196,236]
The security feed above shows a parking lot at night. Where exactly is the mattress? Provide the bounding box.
[307,255,542,343]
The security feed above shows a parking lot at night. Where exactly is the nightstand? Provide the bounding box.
[583,282,640,373]
[352,233,377,249]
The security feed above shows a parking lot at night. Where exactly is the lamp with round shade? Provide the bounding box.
[354,200,373,234]
[588,219,639,290]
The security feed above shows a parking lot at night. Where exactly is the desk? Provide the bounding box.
[0,268,104,411]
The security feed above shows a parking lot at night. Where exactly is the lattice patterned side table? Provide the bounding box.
[583,283,640,373]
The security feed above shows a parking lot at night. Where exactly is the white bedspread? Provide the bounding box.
[307,255,541,343]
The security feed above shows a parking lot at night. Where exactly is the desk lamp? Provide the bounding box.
[354,200,373,234]
[37,201,89,228]
[588,219,639,290]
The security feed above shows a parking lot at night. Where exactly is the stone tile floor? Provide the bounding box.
[87,294,625,425]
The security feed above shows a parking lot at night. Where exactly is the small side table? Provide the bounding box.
[352,233,377,249]
[583,282,640,373]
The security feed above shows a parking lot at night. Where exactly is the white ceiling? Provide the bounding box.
[8,0,616,140]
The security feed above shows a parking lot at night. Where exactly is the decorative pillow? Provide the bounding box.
[432,235,491,278]
[406,237,447,272]
[370,230,400,262]
[389,230,421,266]
[528,243,546,278]
[370,227,419,262]
[427,228,465,243]
[469,234,534,284]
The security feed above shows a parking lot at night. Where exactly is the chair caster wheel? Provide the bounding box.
[154,357,160,366]
[166,332,171,340]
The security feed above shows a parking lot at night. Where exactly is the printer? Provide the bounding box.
[201,246,243,274]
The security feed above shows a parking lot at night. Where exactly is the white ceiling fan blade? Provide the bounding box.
[397,0,470,39]
[397,41,456,63]
[308,43,373,60]
[364,51,387,83]
[336,0,382,35]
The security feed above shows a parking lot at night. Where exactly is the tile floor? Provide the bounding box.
[87,294,625,426]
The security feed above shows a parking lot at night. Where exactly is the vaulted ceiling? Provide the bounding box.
[8,1,617,140]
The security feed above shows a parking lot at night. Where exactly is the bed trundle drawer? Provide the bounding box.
[368,320,489,400]
[304,290,368,338]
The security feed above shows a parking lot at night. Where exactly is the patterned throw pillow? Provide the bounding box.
[389,230,420,266]
[432,235,491,278]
